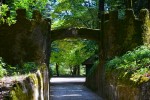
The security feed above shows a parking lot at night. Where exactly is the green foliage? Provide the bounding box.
[0,4,9,16]
[13,0,47,18]
[5,16,16,26]
[51,39,97,66]
[0,0,48,25]
[106,0,125,10]
[51,0,99,29]
[0,57,7,78]
[0,4,9,24]
[50,39,98,75]
[0,4,16,25]
[1,61,38,76]
[106,45,150,85]
[21,62,38,74]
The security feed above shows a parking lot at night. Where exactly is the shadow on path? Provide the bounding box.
[50,77,103,100]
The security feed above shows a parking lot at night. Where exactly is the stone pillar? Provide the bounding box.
[106,10,118,59]
[109,10,118,22]
[123,9,136,49]
[32,10,42,21]
[16,9,26,21]
[139,9,150,44]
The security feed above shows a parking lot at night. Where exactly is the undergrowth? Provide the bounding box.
[0,57,7,78]
[106,45,150,85]
[0,57,38,78]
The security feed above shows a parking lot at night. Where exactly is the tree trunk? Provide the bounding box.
[70,66,73,76]
[77,66,80,76]
[73,66,77,76]
[56,63,59,77]
[99,0,105,98]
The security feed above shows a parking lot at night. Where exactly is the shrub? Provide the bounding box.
[21,62,38,73]
[0,57,7,78]
[106,45,150,84]
[3,62,38,76]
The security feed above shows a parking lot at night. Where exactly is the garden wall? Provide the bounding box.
[0,9,51,100]
[104,9,150,59]
[1,64,49,100]
[86,9,150,99]
[0,9,51,66]
[105,74,150,100]
[104,9,150,100]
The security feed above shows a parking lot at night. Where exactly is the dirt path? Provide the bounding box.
[50,77,103,100]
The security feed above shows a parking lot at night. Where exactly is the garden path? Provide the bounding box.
[50,77,103,100]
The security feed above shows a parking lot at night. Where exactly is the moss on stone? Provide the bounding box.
[36,70,44,100]
[9,72,42,100]
[139,9,149,22]
[125,9,135,20]
[28,74,39,99]
[28,74,38,85]
[138,76,150,84]
[10,82,29,100]
[0,9,50,66]
[10,90,18,100]
[139,9,150,44]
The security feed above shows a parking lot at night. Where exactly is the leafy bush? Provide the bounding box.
[2,61,38,76]
[0,57,7,78]
[106,45,150,84]
[21,62,38,73]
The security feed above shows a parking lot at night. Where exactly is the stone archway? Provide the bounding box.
[50,27,100,76]
[51,27,100,41]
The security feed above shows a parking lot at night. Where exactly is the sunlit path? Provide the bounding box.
[50,77,103,100]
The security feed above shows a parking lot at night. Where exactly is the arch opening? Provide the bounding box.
[49,38,99,77]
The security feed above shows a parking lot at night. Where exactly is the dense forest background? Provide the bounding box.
[1,0,150,28]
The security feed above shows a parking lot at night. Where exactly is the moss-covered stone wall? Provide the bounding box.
[86,9,150,99]
[105,72,150,100]
[103,9,150,100]
[104,9,143,59]
[0,9,51,66]
[6,64,49,100]
[0,9,50,100]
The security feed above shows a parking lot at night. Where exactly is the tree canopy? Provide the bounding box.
[50,0,99,29]
[50,39,98,75]
[1,0,150,25]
